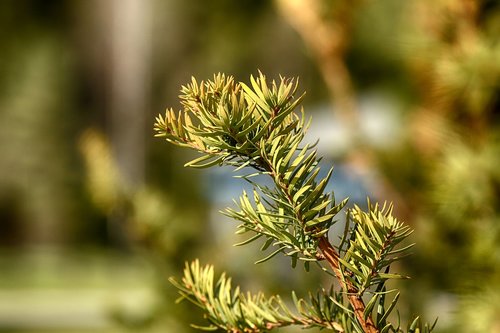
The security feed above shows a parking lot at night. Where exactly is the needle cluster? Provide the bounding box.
[155,72,435,333]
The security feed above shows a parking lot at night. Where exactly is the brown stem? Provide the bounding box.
[318,237,379,333]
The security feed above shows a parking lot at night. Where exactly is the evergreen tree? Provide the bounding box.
[155,73,435,333]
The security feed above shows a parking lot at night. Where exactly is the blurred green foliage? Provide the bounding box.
[0,0,499,332]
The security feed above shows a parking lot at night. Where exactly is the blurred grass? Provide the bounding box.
[0,247,156,332]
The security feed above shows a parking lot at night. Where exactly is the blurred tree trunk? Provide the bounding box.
[76,0,153,245]
[275,0,410,217]
[276,0,359,131]
[107,0,152,190]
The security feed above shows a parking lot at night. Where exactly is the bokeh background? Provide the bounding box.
[0,0,499,332]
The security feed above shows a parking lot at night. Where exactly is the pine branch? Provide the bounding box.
[155,72,435,333]
[170,260,352,332]
[339,202,414,295]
